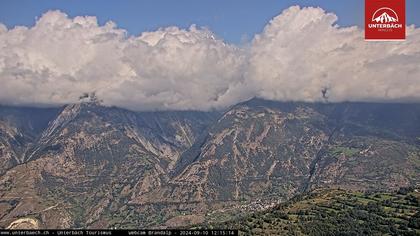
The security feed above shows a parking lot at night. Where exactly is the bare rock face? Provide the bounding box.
[136,100,420,208]
[0,98,419,229]
[0,106,58,175]
[0,121,20,175]
[0,102,217,228]
[140,103,330,205]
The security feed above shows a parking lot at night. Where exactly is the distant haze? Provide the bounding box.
[0,6,420,111]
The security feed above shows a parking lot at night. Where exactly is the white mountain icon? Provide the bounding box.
[373,12,398,23]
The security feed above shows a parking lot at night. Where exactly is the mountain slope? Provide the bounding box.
[0,102,218,228]
[137,99,420,207]
[201,187,420,236]
[0,106,59,175]
[140,101,331,205]
[0,99,419,229]
[307,102,420,191]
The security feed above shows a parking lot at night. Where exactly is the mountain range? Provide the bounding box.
[373,12,398,23]
[0,98,419,230]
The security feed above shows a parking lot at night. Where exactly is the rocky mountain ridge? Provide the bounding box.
[0,98,419,229]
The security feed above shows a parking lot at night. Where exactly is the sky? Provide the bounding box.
[0,1,420,111]
[1,0,420,44]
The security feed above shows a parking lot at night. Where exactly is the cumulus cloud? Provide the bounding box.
[0,11,248,110]
[0,6,419,111]
[249,6,420,103]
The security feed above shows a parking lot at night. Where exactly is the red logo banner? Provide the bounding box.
[365,0,406,41]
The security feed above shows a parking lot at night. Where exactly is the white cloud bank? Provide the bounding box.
[0,6,419,111]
